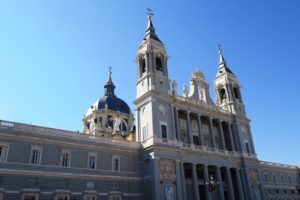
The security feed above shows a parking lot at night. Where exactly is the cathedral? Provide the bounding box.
[0,15,299,200]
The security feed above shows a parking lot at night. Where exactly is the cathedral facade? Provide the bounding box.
[0,16,299,200]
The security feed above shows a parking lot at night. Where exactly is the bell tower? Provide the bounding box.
[136,15,170,99]
[215,47,246,116]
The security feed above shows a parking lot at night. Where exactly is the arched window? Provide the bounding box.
[156,57,163,71]
[233,86,240,99]
[219,88,226,101]
[140,58,146,74]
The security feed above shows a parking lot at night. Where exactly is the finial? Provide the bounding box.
[108,66,112,82]
[218,43,223,54]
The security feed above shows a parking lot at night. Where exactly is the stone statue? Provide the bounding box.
[113,116,121,132]
[165,185,174,200]
[183,84,188,97]
[172,80,177,96]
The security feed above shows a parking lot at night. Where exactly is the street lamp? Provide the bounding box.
[206,174,220,200]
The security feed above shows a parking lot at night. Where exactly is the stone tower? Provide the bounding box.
[214,47,256,155]
[134,15,175,145]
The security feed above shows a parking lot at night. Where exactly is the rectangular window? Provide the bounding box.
[273,175,277,183]
[56,194,69,200]
[264,174,268,182]
[84,196,97,200]
[30,146,42,165]
[161,123,167,139]
[88,153,97,169]
[112,156,120,172]
[245,142,251,153]
[0,144,9,162]
[86,181,95,189]
[193,136,199,145]
[142,125,148,140]
[110,196,121,200]
[61,150,71,167]
[22,193,38,200]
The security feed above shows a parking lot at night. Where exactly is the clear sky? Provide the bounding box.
[0,0,299,166]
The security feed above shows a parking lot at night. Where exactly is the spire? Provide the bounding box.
[218,45,234,75]
[143,12,162,43]
[104,67,115,96]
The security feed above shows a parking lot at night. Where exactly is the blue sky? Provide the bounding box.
[0,1,299,165]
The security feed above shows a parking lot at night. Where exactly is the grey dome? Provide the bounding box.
[97,95,130,114]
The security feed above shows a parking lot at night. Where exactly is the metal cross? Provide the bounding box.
[146,7,154,16]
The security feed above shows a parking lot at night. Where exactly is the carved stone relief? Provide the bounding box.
[160,159,176,180]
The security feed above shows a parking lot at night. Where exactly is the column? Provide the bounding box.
[192,164,200,200]
[247,126,257,155]
[170,105,176,140]
[181,163,188,200]
[226,167,235,200]
[235,168,245,200]
[153,158,161,200]
[197,114,204,146]
[204,165,212,200]
[175,108,180,141]
[136,108,141,142]
[227,123,235,151]
[186,111,193,145]
[208,117,216,148]
[175,160,184,200]
[216,167,225,200]
[218,120,226,150]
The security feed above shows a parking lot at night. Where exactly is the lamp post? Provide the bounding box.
[206,174,220,200]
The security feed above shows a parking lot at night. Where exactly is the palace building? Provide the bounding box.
[0,15,299,200]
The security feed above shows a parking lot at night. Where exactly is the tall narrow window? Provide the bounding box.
[61,150,71,167]
[112,156,120,172]
[219,88,226,102]
[273,175,277,183]
[56,194,69,200]
[141,58,146,74]
[245,142,251,154]
[264,174,268,182]
[30,146,42,165]
[88,153,97,169]
[110,196,121,200]
[22,193,38,200]
[161,123,167,139]
[0,144,9,162]
[233,87,240,99]
[156,57,163,71]
[84,196,97,200]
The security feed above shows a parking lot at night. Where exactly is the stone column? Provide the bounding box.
[175,108,180,141]
[226,167,235,200]
[197,114,204,146]
[208,117,216,148]
[175,160,184,200]
[170,105,176,140]
[181,163,188,200]
[235,168,245,200]
[216,167,225,200]
[136,108,141,142]
[153,158,161,200]
[192,164,200,200]
[218,120,226,150]
[247,125,257,155]
[186,111,193,144]
[227,123,235,151]
[204,165,212,200]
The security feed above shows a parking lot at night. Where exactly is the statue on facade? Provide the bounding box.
[183,84,188,97]
[113,116,121,132]
[172,80,177,96]
[165,185,174,200]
